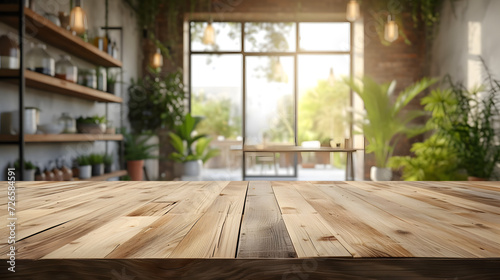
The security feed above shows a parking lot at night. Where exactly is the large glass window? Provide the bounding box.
[189,20,352,179]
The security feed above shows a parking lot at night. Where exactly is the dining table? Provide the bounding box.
[1,180,499,279]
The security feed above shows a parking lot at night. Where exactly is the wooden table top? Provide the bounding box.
[1,181,500,279]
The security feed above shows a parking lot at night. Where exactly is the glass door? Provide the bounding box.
[244,55,296,177]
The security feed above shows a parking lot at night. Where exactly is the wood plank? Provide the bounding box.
[0,5,122,67]
[0,69,124,103]
[272,182,352,258]
[42,217,159,258]
[237,181,297,258]
[0,133,123,143]
[0,181,187,259]
[169,181,248,258]
[105,181,229,258]
[315,182,488,258]
[2,258,500,280]
[350,181,500,247]
[294,181,413,257]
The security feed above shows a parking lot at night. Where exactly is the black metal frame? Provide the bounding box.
[0,1,26,179]
[188,20,353,180]
[100,26,125,170]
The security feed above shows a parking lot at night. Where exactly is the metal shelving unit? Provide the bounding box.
[0,1,125,180]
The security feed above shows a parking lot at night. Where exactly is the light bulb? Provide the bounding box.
[328,68,335,86]
[346,0,360,22]
[69,1,87,35]
[273,57,285,82]
[151,48,163,69]
[384,15,399,43]
[202,22,215,45]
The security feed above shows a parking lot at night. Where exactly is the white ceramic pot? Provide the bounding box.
[10,109,37,135]
[79,165,92,179]
[370,166,392,181]
[183,160,202,176]
[16,169,35,181]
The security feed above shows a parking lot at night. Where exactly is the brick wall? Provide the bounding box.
[146,0,428,180]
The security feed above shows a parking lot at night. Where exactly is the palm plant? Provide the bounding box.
[344,76,437,168]
[169,113,219,163]
[121,129,158,161]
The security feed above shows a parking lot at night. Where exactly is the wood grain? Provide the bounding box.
[272,182,352,258]
[2,259,499,280]
[237,181,297,258]
[1,180,499,279]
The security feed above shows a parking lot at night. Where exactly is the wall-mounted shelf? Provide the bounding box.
[0,5,122,68]
[87,170,127,181]
[0,134,123,143]
[0,69,123,103]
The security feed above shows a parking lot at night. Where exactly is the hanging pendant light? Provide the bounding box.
[202,1,215,45]
[151,48,163,69]
[346,0,360,22]
[69,0,88,35]
[202,20,215,45]
[384,15,399,43]
[328,67,335,86]
[273,57,285,82]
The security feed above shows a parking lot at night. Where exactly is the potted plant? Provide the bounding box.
[344,76,437,181]
[122,128,158,181]
[89,153,104,176]
[106,69,122,94]
[421,71,500,180]
[76,115,107,134]
[76,155,91,179]
[13,159,36,181]
[169,113,220,177]
[103,154,113,173]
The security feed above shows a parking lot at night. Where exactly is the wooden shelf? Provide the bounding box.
[0,69,122,103]
[0,5,122,67]
[0,134,123,143]
[88,170,127,181]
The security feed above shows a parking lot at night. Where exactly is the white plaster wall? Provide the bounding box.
[432,0,500,83]
[0,0,141,180]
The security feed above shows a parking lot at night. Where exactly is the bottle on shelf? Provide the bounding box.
[96,67,107,92]
[55,55,78,83]
[0,35,19,69]
[92,28,108,52]
[26,43,55,76]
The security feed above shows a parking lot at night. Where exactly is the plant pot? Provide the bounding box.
[370,166,392,181]
[107,82,116,94]
[16,169,35,181]
[91,164,104,176]
[127,160,144,181]
[77,123,105,134]
[468,176,488,181]
[183,160,202,177]
[79,165,91,179]
[105,163,113,174]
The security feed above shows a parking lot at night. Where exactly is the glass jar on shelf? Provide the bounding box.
[85,69,97,89]
[55,55,78,82]
[26,43,55,76]
[96,67,107,92]
[0,35,19,69]
[58,112,76,134]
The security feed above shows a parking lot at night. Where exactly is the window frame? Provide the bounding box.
[187,18,354,178]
